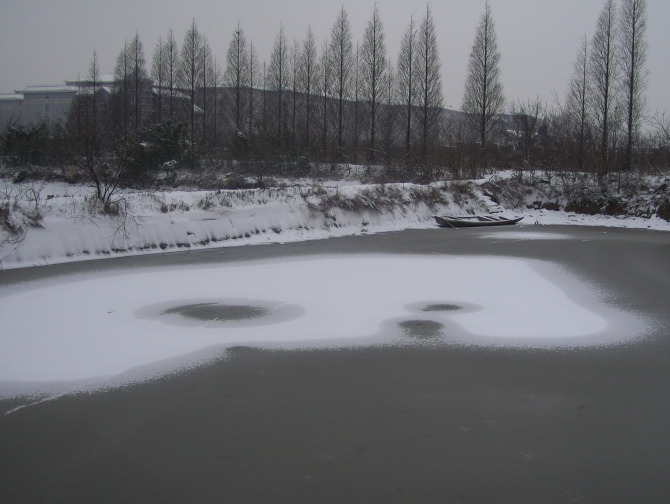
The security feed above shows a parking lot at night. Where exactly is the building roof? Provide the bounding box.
[0,93,23,101]
[17,85,78,94]
[65,74,116,86]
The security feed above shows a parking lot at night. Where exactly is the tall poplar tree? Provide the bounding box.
[416,5,443,163]
[397,16,418,158]
[164,30,179,121]
[566,35,592,172]
[178,19,205,144]
[151,36,166,123]
[298,27,318,150]
[269,25,289,141]
[462,1,504,158]
[361,4,387,160]
[319,40,332,157]
[589,0,619,180]
[225,23,249,132]
[619,0,648,173]
[329,7,354,154]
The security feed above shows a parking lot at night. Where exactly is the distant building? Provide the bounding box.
[0,83,77,130]
[0,75,117,130]
[0,93,23,128]
[18,85,78,126]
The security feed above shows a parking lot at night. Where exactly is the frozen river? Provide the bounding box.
[1,226,670,503]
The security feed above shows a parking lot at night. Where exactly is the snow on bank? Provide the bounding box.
[2,179,669,270]
[0,255,644,388]
[0,182,477,269]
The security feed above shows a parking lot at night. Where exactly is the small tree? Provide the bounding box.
[511,98,545,170]
[70,52,120,211]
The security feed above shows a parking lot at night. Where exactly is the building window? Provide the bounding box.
[44,93,50,100]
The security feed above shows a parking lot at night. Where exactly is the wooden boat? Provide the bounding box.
[434,215,523,228]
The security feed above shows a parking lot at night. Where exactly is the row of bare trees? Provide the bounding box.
[88,5,448,168]
[7,0,667,200]
[559,0,650,181]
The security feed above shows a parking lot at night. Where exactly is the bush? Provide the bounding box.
[120,120,187,182]
[0,122,49,166]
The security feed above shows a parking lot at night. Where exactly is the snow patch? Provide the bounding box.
[0,255,645,389]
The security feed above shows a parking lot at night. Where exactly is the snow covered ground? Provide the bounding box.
[2,177,669,270]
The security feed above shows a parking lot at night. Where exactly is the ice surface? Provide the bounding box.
[479,231,571,240]
[0,255,644,385]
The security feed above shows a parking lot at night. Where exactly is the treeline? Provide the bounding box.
[2,0,670,203]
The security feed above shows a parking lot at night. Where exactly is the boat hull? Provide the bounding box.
[434,216,523,228]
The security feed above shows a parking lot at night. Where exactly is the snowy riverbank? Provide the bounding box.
[2,174,670,269]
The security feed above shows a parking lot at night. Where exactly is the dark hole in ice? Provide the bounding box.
[163,303,268,322]
[422,303,462,312]
[399,319,444,339]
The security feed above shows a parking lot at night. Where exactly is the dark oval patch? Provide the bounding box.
[163,303,267,322]
[399,320,444,339]
[422,304,462,312]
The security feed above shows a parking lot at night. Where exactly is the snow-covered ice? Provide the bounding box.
[0,254,645,386]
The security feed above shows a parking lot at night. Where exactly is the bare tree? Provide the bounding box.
[211,57,222,147]
[319,40,332,157]
[462,1,505,159]
[353,43,361,164]
[383,61,397,164]
[151,36,166,123]
[512,97,545,169]
[165,30,179,120]
[71,52,119,210]
[298,27,318,151]
[566,35,592,172]
[397,16,418,158]
[225,23,249,132]
[115,34,147,135]
[178,19,205,145]
[590,0,619,181]
[201,37,215,145]
[416,5,444,164]
[114,40,130,139]
[650,112,670,146]
[261,62,268,138]
[248,41,259,142]
[361,4,387,161]
[290,39,300,145]
[329,7,354,155]
[269,25,289,142]
[129,33,146,133]
[619,0,648,173]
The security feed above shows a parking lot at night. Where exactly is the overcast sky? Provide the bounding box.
[1,0,668,114]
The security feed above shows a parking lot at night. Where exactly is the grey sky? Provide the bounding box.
[1,0,668,114]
